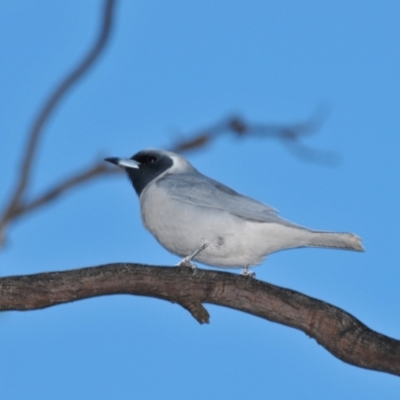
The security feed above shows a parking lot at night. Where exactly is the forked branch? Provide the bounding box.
[0,0,117,245]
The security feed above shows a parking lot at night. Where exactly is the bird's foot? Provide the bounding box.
[176,241,211,275]
[240,266,255,278]
[177,258,198,270]
[176,259,198,276]
[177,241,211,267]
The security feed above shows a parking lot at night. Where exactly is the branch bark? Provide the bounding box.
[1,263,399,376]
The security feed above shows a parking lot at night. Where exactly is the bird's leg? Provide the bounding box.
[177,241,211,272]
[241,265,255,278]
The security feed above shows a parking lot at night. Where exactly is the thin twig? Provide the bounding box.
[169,110,338,165]
[7,162,119,221]
[0,0,117,244]
[18,0,116,199]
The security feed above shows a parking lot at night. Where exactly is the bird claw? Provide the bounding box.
[177,258,197,269]
[240,266,255,278]
[176,259,197,275]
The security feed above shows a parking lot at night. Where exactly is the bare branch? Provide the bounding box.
[18,0,116,198]
[0,0,117,244]
[1,263,399,376]
[169,110,338,165]
[5,162,119,222]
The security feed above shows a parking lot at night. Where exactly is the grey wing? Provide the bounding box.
[157,172,296,226]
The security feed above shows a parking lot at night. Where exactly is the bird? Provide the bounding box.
[105,149,364,276]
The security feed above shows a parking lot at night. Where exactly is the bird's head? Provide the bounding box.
[105,149,193,195]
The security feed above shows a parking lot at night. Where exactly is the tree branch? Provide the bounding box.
[0,0,117,244]
[1,263,399,376]
[5,161,119,222]
[18,0,116,198]
[169,110,338,165]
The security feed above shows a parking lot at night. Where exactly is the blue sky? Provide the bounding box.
[1,1,400,398]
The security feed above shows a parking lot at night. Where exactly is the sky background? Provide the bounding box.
[1,1,400,399]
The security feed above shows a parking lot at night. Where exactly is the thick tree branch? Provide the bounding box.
[1,263,399,376]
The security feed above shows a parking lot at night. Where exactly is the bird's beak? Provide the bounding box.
[105,157,140,169]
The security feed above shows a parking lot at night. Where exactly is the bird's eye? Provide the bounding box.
[147,155,157,163]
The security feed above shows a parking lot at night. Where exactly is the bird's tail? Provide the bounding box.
[306,231,364,252]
